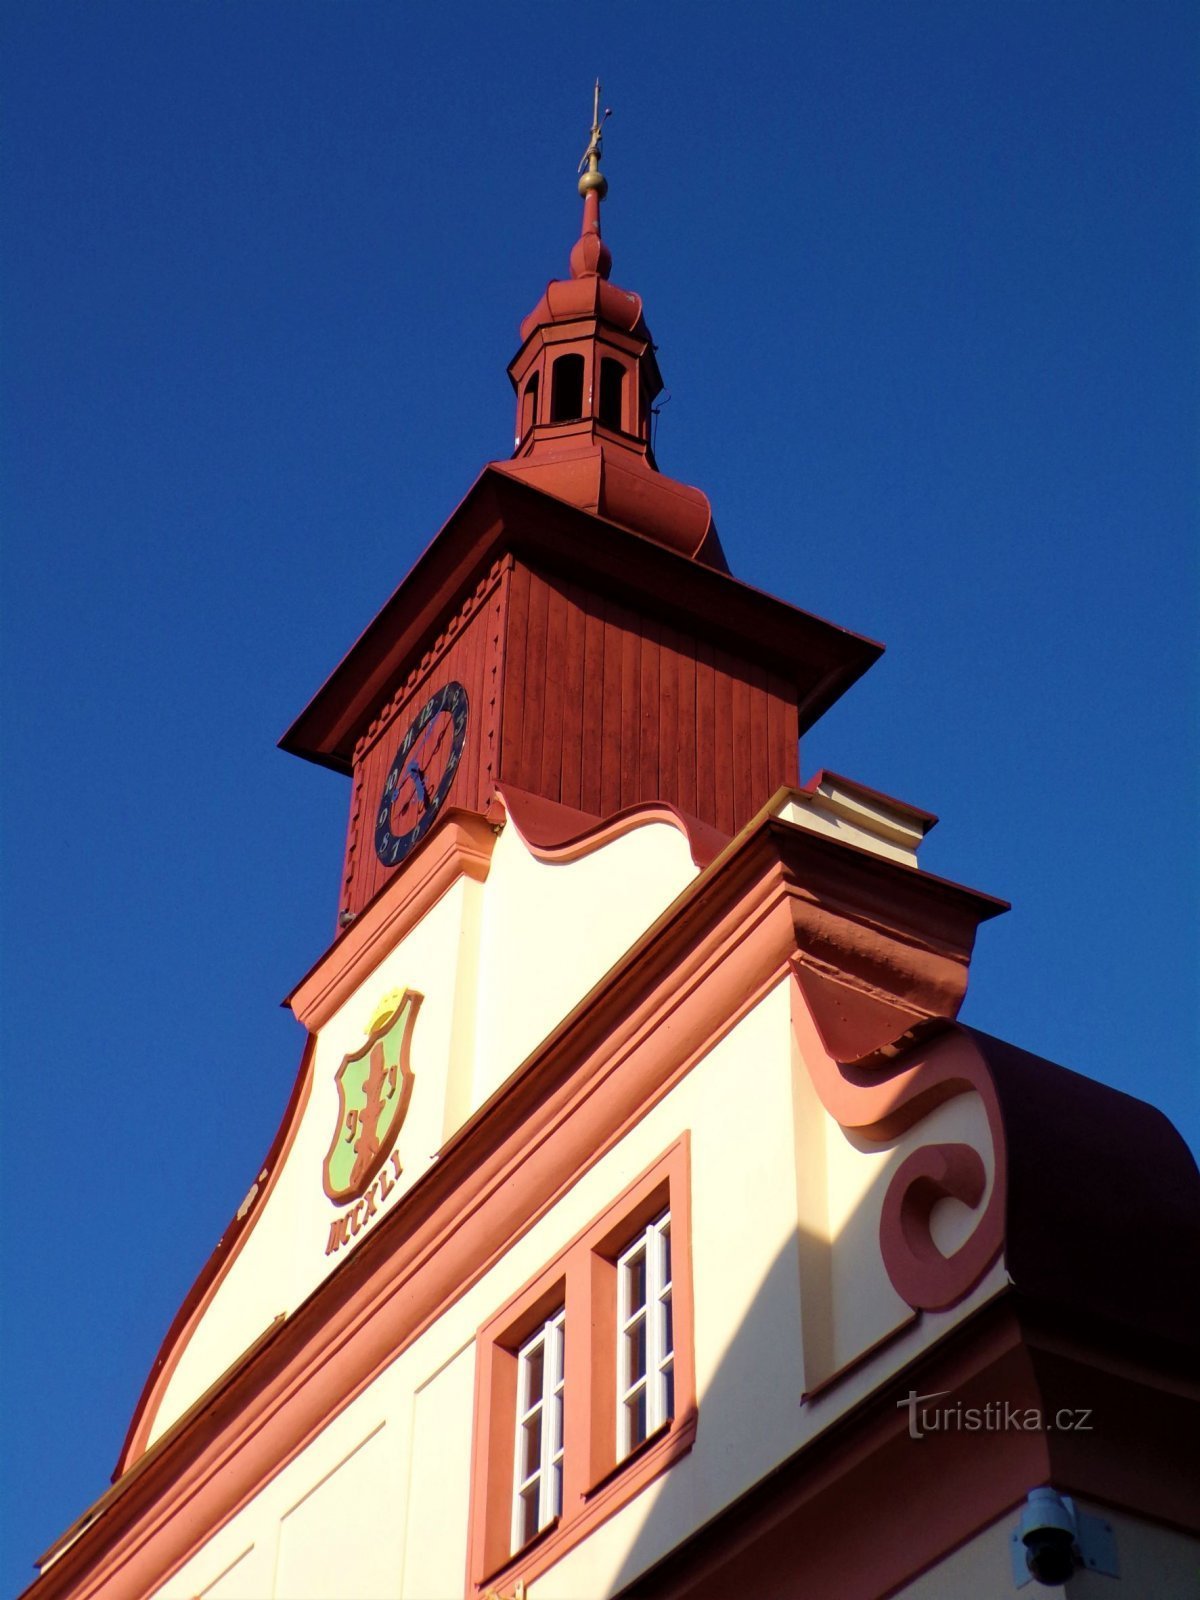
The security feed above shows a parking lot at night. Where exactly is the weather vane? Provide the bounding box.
[578,79,612,198]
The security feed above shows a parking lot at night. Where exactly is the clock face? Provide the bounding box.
[374,681,469,868]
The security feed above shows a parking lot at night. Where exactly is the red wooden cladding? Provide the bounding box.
[498,562,528,784]
[694,637,716,825]
[498,570,798,838]
[619,621,640,809]
[597,598,620,816]
[341,565,509,922]
[657,619,679,805]
[558,577,587,811]
[580,601,605,813]
[520,569,550,791]
[340,558,802,924]
[671,623,697,817]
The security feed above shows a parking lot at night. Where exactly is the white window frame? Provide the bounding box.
[616,1210,673,1459]
[511,1308,566,1553]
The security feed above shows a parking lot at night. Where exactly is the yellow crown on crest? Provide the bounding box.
[367,988,407,1035]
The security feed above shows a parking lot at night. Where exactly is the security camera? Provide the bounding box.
[1017,1487,1079,1586]
[1010,1486,1118,1588]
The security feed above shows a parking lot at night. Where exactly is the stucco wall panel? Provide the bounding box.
[156,965,1012,1600]
[137,841,1016,1600]
[196,1543,263,1599]
[152,811,698,1449]
[470,813,698,1111]
[400,1346,476,1600]
[520,983,805,1599]
[275,1425,398,1600]
[153,1363,411,1600]
[822,1089,994,1375]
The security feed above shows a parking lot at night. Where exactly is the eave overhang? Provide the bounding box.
[279,468,883,773]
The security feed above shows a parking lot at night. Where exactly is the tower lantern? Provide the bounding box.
[499,86,726,568]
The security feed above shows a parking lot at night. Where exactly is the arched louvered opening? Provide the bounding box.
[520,371,540,439]
[598,358,625,431]
[549,354,585,423]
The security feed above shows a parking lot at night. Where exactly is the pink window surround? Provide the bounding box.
[466,1135,696,1595]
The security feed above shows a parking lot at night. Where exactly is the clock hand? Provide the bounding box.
[405,759,430,810]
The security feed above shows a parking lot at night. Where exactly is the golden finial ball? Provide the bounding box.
[578,170,608,199]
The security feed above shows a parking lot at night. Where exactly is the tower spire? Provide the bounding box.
[500,90,728,569]
[570,80,612,280]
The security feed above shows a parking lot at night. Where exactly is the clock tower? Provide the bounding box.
[31,89,1198,1600]
[279,92,881,929]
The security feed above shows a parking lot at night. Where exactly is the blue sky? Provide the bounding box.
[2,1,1196,1589]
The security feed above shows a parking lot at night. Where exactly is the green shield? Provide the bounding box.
[323,991,420,1204]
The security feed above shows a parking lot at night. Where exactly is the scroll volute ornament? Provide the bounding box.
[790,963,1007,1313]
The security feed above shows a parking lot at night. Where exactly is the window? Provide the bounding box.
[512,1309,565,1551]
[617,1212,673,1456]
[549,353,584,422]
[468,1137,694,1595]
[519,371,539,440]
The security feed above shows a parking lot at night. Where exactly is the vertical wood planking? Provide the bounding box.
[539,579,568,803]
[456,606,478,808]
[694,638,716,827]
[558,581,586,811]
[748,662,769,809]
[340,759,364,919]
[674,630,697,817]
[730,660,754,829]
[766,671,799,788]
[619,612,640,809]
[368,719,389,907]
[343,586,505,919]
[358,736,381,908]
[483,568,510,803]
[520,572,551,790]
[340,555,811,921]
[600,597,625,816]
[639,618,661,802]
[657,621,681,806]
[581,598,605,813]
[469,595,488,802]
[501,564,531,784]
[712,650,735,833]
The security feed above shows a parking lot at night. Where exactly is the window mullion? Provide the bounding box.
[542,1314,563,1528]
[512,1311,564,1554]
[647,1223,664,1434]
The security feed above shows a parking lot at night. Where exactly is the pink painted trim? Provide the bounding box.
[287,808,497,1031]
[495,782,728,869]
[466,1137,695,1596]
[115,1037,318,1476]
[790,976,1007,1313]
[120,814,497,1474]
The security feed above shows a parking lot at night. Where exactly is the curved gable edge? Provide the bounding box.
[113,1032,318,1479]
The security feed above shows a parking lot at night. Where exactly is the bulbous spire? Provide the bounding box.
[497,86,728,571]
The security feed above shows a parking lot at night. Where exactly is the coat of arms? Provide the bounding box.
[323,989,421,1204]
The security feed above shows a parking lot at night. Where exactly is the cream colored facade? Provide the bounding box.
[33,778,1199,1600]
[153,807,702,1444]
[148,799,1010,1600]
